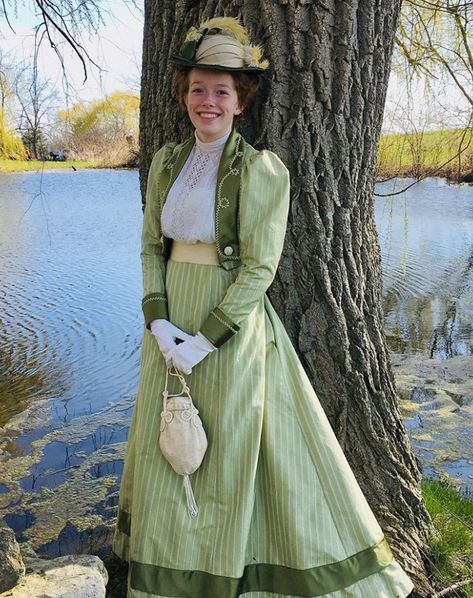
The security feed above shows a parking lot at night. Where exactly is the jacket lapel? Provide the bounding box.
[216,128,243,269]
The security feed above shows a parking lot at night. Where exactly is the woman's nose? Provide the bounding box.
[201,93,216,105]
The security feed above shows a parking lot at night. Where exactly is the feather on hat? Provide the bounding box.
[172,16,269,72]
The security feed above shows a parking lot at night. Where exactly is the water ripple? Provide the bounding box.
[375,177,473,357]
[0,170,142,428]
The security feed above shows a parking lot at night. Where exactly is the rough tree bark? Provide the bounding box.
[140,1,434,594]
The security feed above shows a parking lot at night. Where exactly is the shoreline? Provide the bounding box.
[375,166,473,184]
[393,352,473,491]
[2,161,471,183]
[2,163,471,184]
[0,160,137,174]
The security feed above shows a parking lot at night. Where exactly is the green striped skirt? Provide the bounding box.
[113,259,413,598]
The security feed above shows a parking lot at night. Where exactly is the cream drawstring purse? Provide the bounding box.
[159,367,208,517]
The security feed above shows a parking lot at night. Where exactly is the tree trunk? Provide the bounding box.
[140,1,434,594]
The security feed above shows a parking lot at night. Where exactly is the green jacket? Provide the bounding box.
[141,128,290,347]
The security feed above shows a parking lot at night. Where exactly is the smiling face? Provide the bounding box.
[185,69,243,142]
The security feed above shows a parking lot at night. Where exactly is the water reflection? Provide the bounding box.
[0,346,58,427]
[376,177,473,358]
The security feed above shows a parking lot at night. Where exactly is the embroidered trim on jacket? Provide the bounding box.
[142,295,168,305]
[211,310,239,334]
[215,136,242,262]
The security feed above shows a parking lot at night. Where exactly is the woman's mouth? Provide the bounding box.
[198,112,220,120]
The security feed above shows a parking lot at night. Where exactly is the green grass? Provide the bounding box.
[0,159,112,173]
[423,478,473,595]
[377,128,473,181]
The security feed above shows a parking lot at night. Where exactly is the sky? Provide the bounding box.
[0,0,144,103]
[0,2,470,132]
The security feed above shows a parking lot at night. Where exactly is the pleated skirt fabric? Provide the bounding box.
[113,259,413,598]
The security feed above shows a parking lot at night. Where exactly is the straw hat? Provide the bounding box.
[172,16,269,73]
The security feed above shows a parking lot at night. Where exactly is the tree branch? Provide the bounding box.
[455,12,473,71]
[1,0,15,32]
[33,0,101,83]
[432,578,473,597]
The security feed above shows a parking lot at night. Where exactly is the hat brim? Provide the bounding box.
[171,55,267,73]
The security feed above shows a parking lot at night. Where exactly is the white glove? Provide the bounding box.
[168,332,216,375]
[150,319,192,366]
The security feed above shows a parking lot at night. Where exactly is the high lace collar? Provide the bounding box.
[194,129,231,153]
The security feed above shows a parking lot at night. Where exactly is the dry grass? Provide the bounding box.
[377,129,473,181]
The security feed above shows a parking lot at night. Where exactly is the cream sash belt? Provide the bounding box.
[170,241,219,266]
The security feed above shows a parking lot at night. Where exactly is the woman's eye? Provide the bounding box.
[217,90,228,96]
[192,88,204,94]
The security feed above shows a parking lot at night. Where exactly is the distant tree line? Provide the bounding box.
[0,53,139,163]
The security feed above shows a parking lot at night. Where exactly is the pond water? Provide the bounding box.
[0,170,142,555]
[0,170,472,556]
[377,177,473,358]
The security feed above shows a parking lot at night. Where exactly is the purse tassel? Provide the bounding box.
[183,474,198,517]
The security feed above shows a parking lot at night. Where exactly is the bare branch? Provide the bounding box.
[32,0,101,83]
[455,12,473,70]
[432,579,473,597]
[1,0,15,32]
[0,1,123,83]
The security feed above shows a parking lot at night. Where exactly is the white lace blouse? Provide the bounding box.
[161,130,231,244]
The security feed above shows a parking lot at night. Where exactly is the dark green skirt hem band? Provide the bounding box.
[130,536,393,597]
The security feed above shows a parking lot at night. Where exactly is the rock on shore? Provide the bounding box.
[0,523,25,592]
[0,526,108,598]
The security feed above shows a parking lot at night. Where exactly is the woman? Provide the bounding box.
[113,17,414,598]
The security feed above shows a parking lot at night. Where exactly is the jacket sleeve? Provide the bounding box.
[141,145,172,328]
[199,150,290,347]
